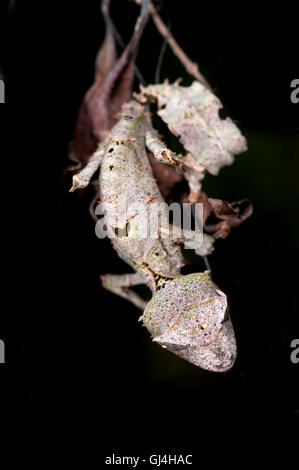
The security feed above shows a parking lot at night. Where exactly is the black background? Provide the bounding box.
[1,0,299,460]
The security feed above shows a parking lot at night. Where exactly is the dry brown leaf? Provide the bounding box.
[70,0,150,167]
[137,80,247,177]
[194,194,253,239]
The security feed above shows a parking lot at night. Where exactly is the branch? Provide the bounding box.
[99,0,150,99]
[149,2,211,90]
[101,0,146,85]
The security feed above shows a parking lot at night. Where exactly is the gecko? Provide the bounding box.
[70,100,237,372]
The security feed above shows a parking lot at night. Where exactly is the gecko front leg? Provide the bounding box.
[145,127,179,166]
[100,272,148,311]
[145,125,205,201]
[69,136,110,192]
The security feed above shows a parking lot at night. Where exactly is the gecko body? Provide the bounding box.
[71,100,237,372]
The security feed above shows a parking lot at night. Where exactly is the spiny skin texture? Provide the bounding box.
[143,273,237,372]
[137,81,247,177]
[99,101,184,291]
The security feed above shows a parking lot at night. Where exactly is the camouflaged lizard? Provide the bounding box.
[70,100,237,372]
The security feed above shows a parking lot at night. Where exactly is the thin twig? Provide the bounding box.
[149,2,212,90]
[101,0,113,32]
[101,0,146,85]
[155,28,169,83]
[102,0,150,92]
[203,256,212,273]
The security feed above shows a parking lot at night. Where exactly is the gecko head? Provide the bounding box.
[142,272,237,372]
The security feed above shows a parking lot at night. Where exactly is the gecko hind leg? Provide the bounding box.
[100,272,148,311]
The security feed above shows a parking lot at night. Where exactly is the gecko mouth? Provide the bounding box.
[159,318,237,372]
[208,319,237,371]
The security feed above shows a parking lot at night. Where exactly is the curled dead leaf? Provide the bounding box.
[70,0,150,167]
[194,194,253,239]
[136,80,247,179]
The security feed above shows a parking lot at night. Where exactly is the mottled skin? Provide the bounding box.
[71,100,237,372]
[143,273,236,372]
[99,101,184,291]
